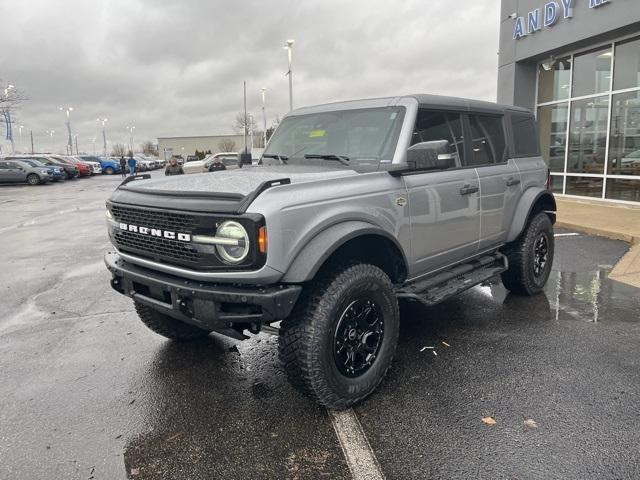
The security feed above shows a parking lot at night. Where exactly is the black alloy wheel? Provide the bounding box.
[333,298,384,378]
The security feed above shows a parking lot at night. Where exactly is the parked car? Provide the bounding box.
[204,152,239,171]
[79,155,121,175]
[104,94,556,409]
[134,156,157,171]
[182,155,207,174]
[0,159,53,185]
[4,156,65,181]
[32,155,79,180]
[69,156,101,175]
[52,155,92,177]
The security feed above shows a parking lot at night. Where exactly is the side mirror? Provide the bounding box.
[406,140,456,171]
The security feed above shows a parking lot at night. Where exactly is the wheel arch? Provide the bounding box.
[506,188,557,243]
[282,221,409,284]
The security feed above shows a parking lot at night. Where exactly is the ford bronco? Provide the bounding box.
[104,95,556,408]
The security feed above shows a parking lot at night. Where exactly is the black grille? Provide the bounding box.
[111,205,198,232]
[115,231,201,265]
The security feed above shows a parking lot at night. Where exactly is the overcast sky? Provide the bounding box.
[0,0,501,154]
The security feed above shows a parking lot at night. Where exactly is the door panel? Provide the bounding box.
[476,160,521,249]
[405,169,480,277]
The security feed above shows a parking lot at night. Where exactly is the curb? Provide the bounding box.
[555,221,639,245]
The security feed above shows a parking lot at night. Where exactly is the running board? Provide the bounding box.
[396,253,508,307]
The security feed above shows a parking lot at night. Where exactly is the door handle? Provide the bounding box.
[505,177,521,187]
[459,184,479,195]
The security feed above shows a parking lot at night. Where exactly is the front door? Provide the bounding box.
[0,161,26,182]
[405,110,480,278]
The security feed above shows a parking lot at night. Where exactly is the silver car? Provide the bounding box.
[104,94,556,408]
[0,159,53,185]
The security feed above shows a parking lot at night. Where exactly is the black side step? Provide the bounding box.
[396,253,508,307]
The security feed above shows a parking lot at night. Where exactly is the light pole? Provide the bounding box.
[59,106,73,155]
[260,88,267,147]
[18,125,24,152]
[284,40,294,111]
[96,118,108,156]
[46,129,55,152]
[91,137,96,155]
[4,84,15,153]
[73,134,79,155]
[126,125,135,154]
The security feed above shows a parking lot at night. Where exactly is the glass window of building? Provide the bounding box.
[538,57,571,103]
[537,103,568,172]
[606,179,640,202]
[567,96,609,174]
[571,47,612,98]
[608,91,640,176]
[613,37,640,91]
[565,176,604,198]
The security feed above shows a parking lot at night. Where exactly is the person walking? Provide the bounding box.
[127,152,137,177]
[165,157,184,176]
[119,156,127,178]
[208,156,227,172]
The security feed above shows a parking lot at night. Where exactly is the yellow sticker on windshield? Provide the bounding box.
[309,129,326,138]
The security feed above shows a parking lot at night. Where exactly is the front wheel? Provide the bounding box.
[279,263,399,409]
[103,167,114,175]
[501,212,554,295]
[26,173,41,185]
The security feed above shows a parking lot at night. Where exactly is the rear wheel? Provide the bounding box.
[501,212,554,295]
[134,302,211,341]
[26,173,41,185]
[279,263,399,409]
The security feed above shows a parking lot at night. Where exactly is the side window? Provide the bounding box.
[412,110,465,166]
[467,115,507,166]
[0,163,10,170]
[510,112,539,157]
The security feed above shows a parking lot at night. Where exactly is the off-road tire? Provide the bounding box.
[134,302,210,341]
[26,173,40,185]
[501,212,554,295]
[279,263,399,409]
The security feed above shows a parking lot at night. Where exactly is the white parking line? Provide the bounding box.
[328,408,385,480]
[554,232,580,237]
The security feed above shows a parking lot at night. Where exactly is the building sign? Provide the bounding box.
[513,0,611,40]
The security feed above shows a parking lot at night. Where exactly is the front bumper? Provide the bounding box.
[105,252,302,333]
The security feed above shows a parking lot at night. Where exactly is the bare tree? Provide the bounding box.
[218,138,236,152]
[111,143,127,156]
[140,141,158,156]
[233,112,258,136]
[0,81,28,143]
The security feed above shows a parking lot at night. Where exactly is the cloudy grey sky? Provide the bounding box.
[1,0,500,154]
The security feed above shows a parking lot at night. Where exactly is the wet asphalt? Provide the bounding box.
[1,172,639,480]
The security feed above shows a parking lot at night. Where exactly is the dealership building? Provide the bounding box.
[499,0,640,204]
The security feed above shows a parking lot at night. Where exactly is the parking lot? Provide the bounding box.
[1,173,640,480]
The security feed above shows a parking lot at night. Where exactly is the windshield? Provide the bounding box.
[263,106,405,168]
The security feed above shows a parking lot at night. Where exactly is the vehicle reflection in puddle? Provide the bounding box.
[546,269,639,324]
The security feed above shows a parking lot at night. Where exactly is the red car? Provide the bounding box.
[51,155,92,177]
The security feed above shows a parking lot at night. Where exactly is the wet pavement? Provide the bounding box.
[1,174,639,480]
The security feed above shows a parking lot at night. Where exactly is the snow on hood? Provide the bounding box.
[127,165,357,196]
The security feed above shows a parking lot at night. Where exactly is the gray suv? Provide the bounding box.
[0,159,53,185]
[104,95,556,408]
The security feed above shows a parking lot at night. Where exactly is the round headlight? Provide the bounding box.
[215,221,249,264]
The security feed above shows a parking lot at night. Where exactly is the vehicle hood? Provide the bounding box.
[109,164,358,214]
[127,164,356,196]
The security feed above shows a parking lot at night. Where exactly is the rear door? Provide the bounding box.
[0,161,27,182]
[404,110,480,277]
[467,114,521,250]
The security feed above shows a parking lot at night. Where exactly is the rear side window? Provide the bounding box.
[510,112,539,157]
[466,115,507,166]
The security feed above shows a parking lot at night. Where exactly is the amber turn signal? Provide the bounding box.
[258,226,267,254]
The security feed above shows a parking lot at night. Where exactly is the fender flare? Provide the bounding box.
[282,220,408,283]
[506,188,557,242]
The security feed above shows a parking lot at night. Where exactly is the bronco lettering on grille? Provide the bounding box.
[118,223,191,242]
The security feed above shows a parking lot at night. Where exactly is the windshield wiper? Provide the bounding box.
[262,153,289,164]
[304,154,350,166]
